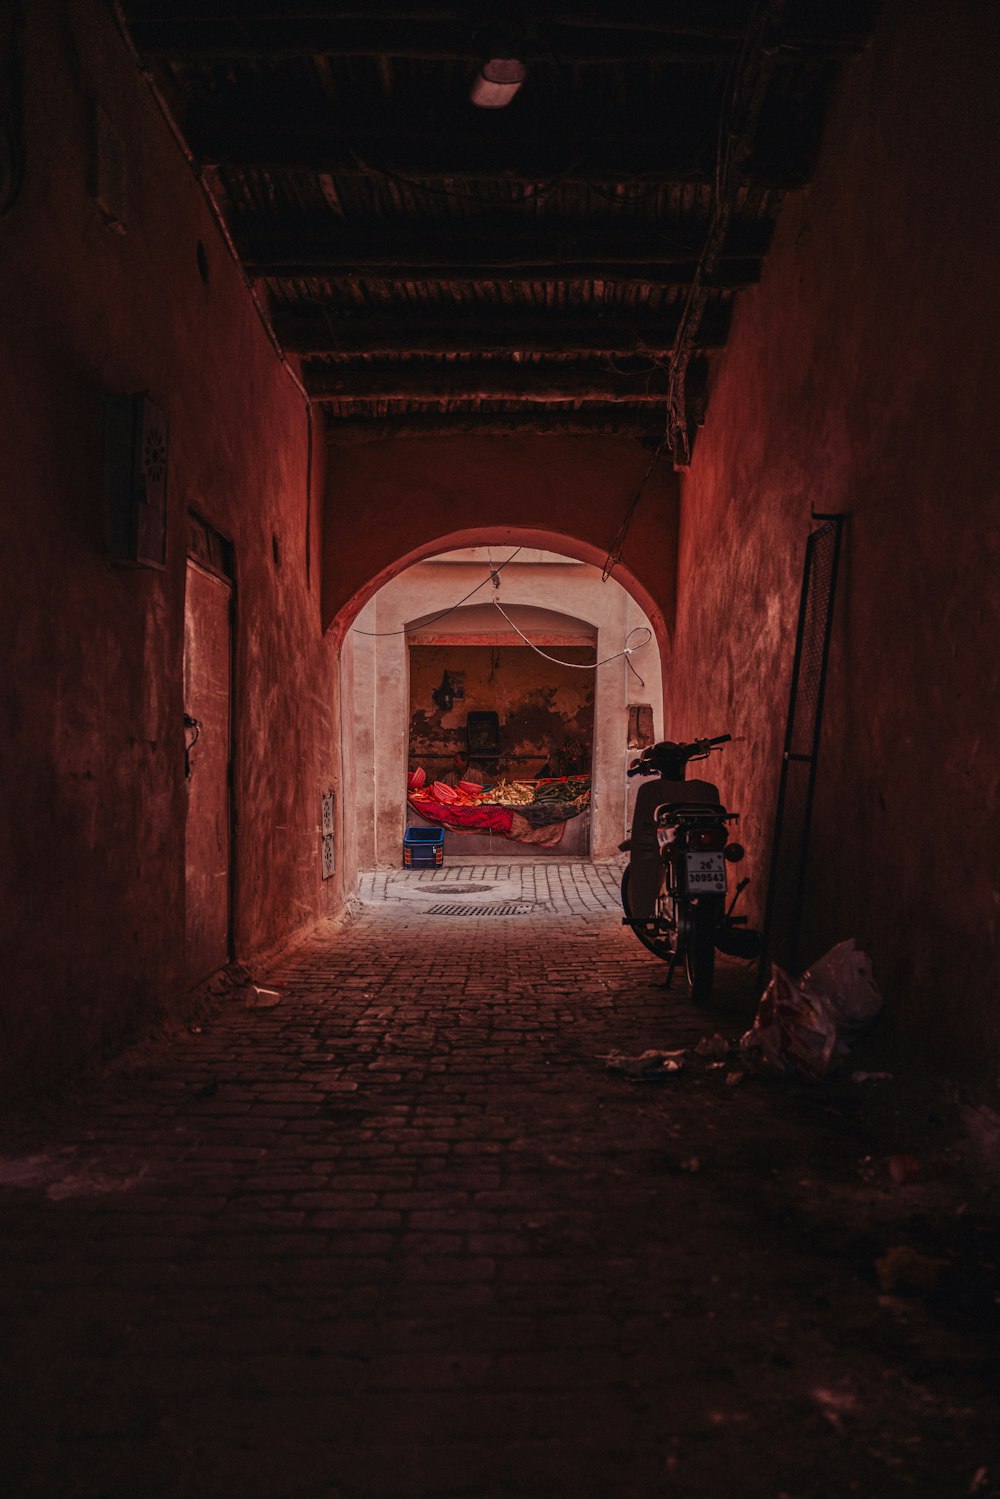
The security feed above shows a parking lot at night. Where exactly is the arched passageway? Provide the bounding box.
[321,435,679,676]
[338,544,664,875]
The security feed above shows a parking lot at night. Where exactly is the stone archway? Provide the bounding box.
[324,436,679,887]
[322,434,679,702]
[338,544,664,878]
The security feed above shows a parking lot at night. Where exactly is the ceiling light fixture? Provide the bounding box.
[469,53,526,109]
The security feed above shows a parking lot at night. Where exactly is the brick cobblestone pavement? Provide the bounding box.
[1,863,998,1498]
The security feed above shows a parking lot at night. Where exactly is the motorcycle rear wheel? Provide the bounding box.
[683,901,716,1004]
[620,867,676,962]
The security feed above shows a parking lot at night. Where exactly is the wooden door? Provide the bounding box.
[183,557,233,986]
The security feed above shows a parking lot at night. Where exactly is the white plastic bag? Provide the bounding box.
[739,939,882,1080]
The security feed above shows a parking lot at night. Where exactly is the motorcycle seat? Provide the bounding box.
[656,800,726,819]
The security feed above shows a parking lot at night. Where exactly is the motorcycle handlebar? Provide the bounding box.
[627,733,732,777]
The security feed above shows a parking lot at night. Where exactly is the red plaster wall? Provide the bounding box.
[0,3,338,1092]
[666,0,1000,1076]
[322,435,679,667]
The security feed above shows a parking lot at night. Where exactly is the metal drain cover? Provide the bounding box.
[425,903,534,917]
[423,883,495,895]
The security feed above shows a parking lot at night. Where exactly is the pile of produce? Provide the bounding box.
[532,777,590,804]
[477,780,535,806]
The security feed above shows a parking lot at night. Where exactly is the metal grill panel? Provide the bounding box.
[761,516,844,977]
[787,522,839,759]
[422,884,495,895]
[424,903,535,917]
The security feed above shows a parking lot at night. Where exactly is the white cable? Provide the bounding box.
[491,598,651,670]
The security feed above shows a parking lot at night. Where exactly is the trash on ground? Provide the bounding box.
[887,1151,953,1187]
[739,939,882,1080]
[604,1048,687,1081]
[695,1033,731,1059]
[245,985,281,1008]
[875,1244,948,1294]
[888,1153,925,1184]
[961,1104,1000,1180]
[887,1151,952,1185]
[725,1070,744,1088]
[851,1070,894,1083]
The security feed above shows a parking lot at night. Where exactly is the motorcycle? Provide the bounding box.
[619,734,761,1003]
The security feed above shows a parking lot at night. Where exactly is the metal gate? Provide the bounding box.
[759,514,845,979]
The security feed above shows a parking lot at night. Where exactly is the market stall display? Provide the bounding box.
[407,774,590,847]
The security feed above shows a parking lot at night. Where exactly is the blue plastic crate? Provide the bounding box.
[403,826,444,867]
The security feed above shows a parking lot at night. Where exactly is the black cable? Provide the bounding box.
[602,437,668,581]
[352,547,523,636]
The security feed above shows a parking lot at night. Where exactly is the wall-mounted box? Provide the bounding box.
[104,394,169,569]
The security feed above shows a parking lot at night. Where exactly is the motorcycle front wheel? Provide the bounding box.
[683,901,716,1004]
[620,867,676,962]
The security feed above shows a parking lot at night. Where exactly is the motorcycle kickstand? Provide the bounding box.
[727,876,750,918]
[662,947,680,990]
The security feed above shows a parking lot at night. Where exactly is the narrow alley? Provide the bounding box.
[4,2,1000,1494]
[2,867,997,1498]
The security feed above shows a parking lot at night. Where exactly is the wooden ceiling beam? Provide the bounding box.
[259,258,760,291]
[305,361,674,402]
[126,16,870,63]
[275,306,731,358]
[322,410,666,441]
[237,219,773,280]
[123,2,748,28]
[192,125,810,188]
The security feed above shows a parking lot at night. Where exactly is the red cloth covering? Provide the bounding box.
[407,790,514,836]
[508,812,566,847]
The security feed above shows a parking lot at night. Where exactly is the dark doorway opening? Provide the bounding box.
[406,641,595,858]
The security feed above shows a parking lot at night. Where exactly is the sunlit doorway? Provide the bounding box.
[340,545,661,870]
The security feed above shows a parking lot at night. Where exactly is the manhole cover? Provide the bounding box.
[425,903,535,917]
[423,883,495,894]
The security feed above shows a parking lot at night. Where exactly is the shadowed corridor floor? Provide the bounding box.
[1,864,998,1498]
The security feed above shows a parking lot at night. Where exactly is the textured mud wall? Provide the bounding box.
[408,645,596,780]
[666,0,1000,1075]
[0,3,337,1092]
[322,435,679,662]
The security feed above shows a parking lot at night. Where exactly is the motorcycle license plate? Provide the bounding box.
[686,851,726,893]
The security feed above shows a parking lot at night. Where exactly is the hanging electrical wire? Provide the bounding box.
[491,596,651,673]
[601,436,668,581]
[355,545,654,687]
[665,0,787,463]
[351,547,523,636]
